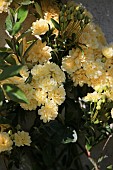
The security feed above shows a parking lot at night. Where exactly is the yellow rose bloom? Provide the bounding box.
[31,64,50,79]
[26,40,52,64]
[45,62,66,84]
[32,18,49,37]
[41,0,59,34]
[31,62,66,84]
[35,88,47,106]
[38,100,58,123]
[38,77,57,92]
[14,131,31,147]
[48,85,66,105]
[0,0,12,13]
[83,91,103,103]
[0,132,13,153]
[102,43,113,58]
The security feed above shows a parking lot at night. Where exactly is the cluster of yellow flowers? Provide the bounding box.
[18,62,66,123]
[0,0,65,123]
[0,0,12,13]
[3,0,113,122]
[61,15,113,105]
[31,0,59,37]
[62,23,107,87]
[0,131,31,153]
[8,2,65,123]
[40,0,59,28]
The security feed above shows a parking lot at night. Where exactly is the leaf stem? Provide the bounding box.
[12,36,21,63]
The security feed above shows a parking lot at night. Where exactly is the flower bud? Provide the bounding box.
[59,11,64,17]
[70,6,75,13]
[77,14,84,20]
[101,57,106,63]
[84,16,90,24]
[62,5,67,13]
[79,6,84,13]
[8,130,12,136]
[96,105,101,110]
[60,16,64,23]
[67,15,71,21]
[80,21,84,28]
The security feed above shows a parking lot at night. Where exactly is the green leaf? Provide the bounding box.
[23,39,37,58]
[107,165,113,170]
[3,84,29,103]
[51,18,60,31]
[5,54,17,65]
[5,39,13,49]
[0,65,23,81]
[14,0,33,5]
[0,87,5,102]
[0,58,8,69]
[34,2,43,18]
[0,47,12,58]
[0,47,11,52]
[17,6,28,23]
[85,143,92,151]
[0,51,9,58]
[12,22,22,36]
[5,15,13,34]
[25,72,32,84]
[18,41,23,57]
[62,137,73,144]
[17,29,32,41]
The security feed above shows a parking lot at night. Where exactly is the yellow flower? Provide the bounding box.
[18,83,38,110]
[26,40,52,64]
[45,62,66,84]
[72,69,89,87]
[14,131,31,147]
[0,0,12,13]
[102,43,113,58]
[38,100,58,123]
[32,18,49,37]
[83,91,103,103]
[44,11,59,33]
[35,88,47,106]
[48,85,66,105]
[0,132,13,153]
[62,55,78,74]
[31,62,66,85]
[31,64,50,79]
[41,0,59,34]
[62,48,83,74]
[38,77,57,92]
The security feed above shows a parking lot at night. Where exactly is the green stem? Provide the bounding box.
[77,142,100,170]
[12,36,21,63]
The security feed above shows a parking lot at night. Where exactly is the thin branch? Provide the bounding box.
[77,142,100,170]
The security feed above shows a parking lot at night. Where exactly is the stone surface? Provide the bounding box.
[75,0,113,43]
